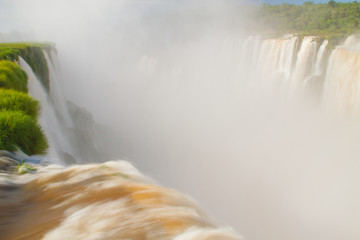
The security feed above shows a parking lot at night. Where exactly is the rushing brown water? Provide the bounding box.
[0,161,240,240]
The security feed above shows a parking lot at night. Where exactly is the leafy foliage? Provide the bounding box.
[253,1,360,45]
[0,88,40,118]
[0,48,20,61]
[0,60,28,92]
[0,110,48,155]
[0,43,53,91]
[0,43,51,155]
[17,160,37,174]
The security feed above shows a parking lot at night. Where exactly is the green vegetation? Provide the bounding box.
[0,60,28,92]
[253,1,360,46]
[17,160,37,174]
[0,89,40,118]
[0,43,51,156]
[0,43,53,91]
[0,111,48,155]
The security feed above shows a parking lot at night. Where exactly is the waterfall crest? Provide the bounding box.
[19,50,121,164]
[246,35,328,92]
[242,34,360,111]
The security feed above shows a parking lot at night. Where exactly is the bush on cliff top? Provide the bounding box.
[0,60,28,92]
[0,43,52,91]
[0,44,50,156]
[0,110,48,155]
[0,48,20,61]
[0,89,40,118]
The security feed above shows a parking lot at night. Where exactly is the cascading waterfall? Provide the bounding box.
[42,50,74,129]
[312,39,328,77]
[323,37,360,115]
[249,35,327,92]
[134,34,328,95]
[222,34,329,98]
[290,36,318,85]
[303,39,328,93]
[2,49,246,239]
[257,36,299,83]
[240,34,360,105]
[19,49,118,165]
[19,57,74,163]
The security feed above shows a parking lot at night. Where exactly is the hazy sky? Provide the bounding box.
[0,0,358,33]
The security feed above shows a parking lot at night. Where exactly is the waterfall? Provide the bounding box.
[323,40,360,115]
[302,39,329,94]
[257,36,299,83]
[42,50,74,128]
[251,35,329,95]
[19,50,119,164]
[19,57,74,164]
[313,39,328,76]
[242,34,360,111]
[290,36,318,85]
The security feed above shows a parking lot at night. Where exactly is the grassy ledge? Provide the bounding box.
[0,60,28,92]
[0,110,48,155]
[0,42,54,91]
[0,42,50,156]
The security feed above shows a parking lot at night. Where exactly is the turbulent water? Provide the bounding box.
[0,161,240,240]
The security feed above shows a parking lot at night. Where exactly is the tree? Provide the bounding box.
[329,0,337,8]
